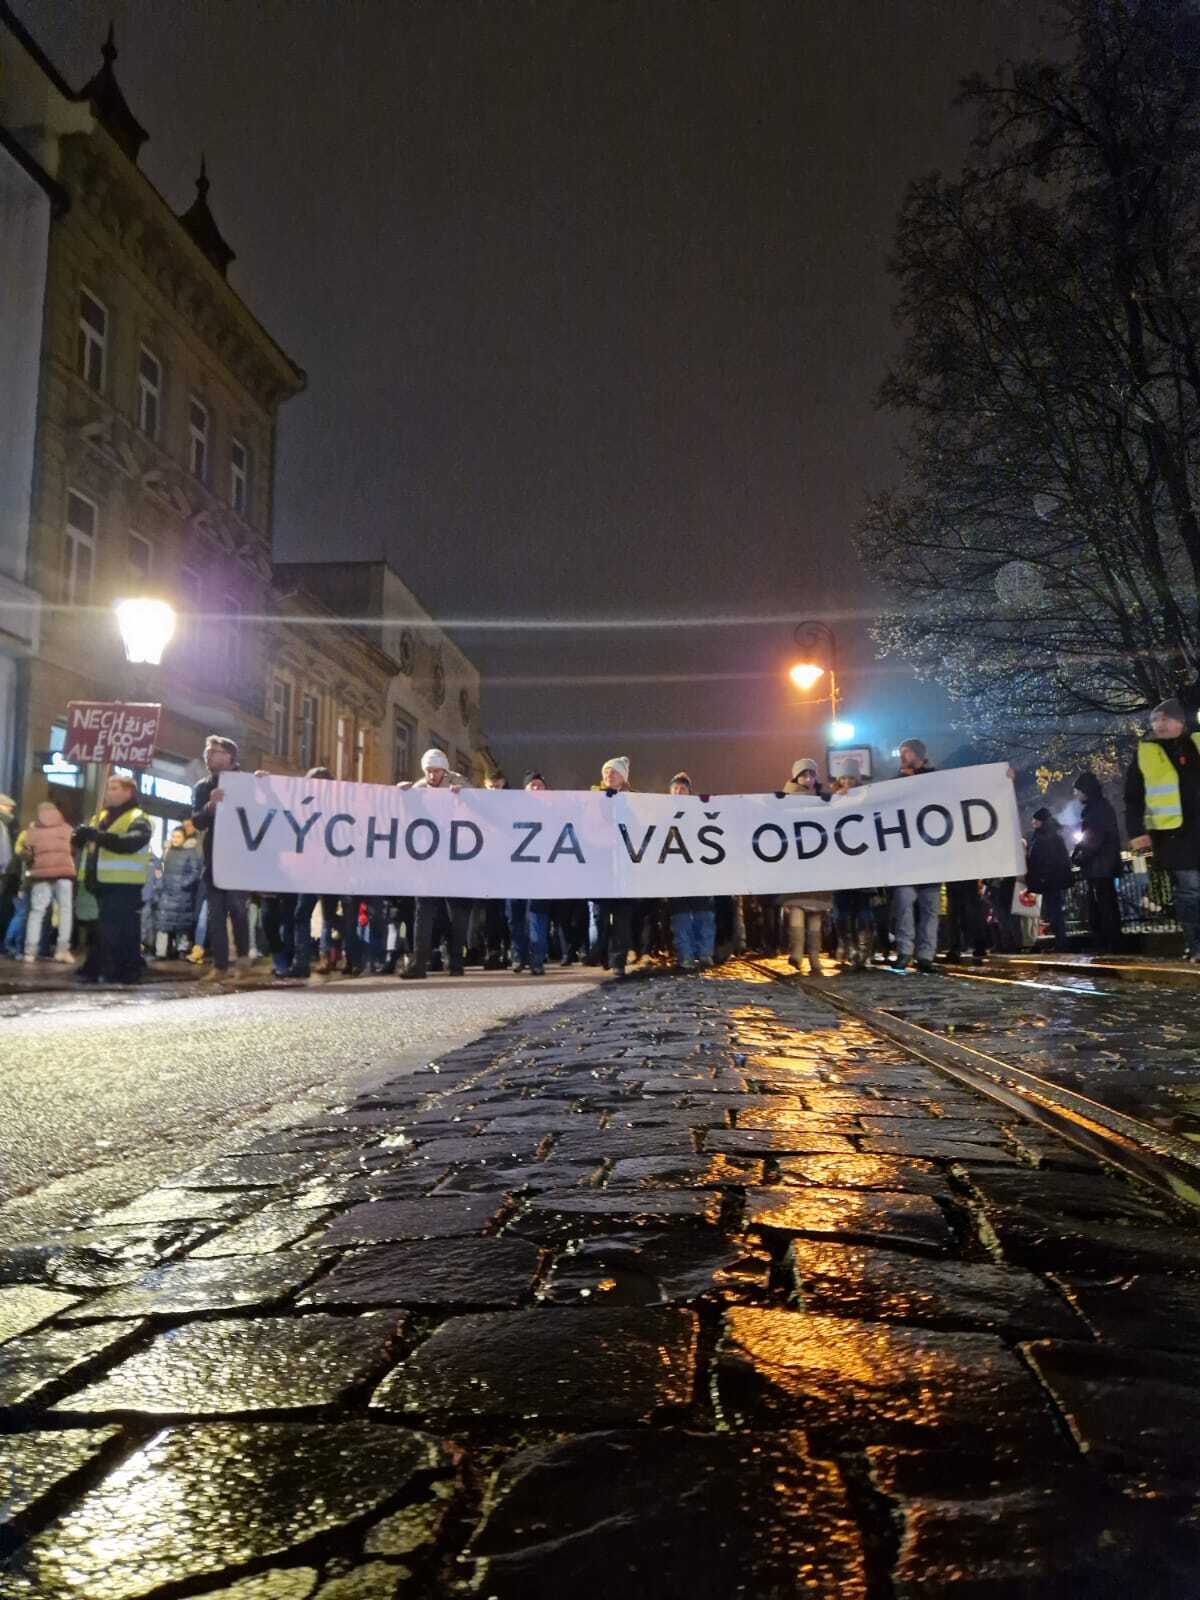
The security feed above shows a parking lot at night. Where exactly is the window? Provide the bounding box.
[77,288,107,389]
[335,715,349,779]
[455,748,471,780]
[392,707,415,783]
[128,532,153,579]
[355,726,367,782]
[230,437,248,516]
[430,731,449,763]
[63,491,96,605]
[271,679,292,759]
[299,694,320,770]
[137,347,161,438]
[188,397,209,480]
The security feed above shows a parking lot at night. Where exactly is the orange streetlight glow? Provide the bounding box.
[789,661,825,691]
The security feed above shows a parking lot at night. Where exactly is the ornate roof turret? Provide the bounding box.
[79,23,148,162]
[178,155,236,276]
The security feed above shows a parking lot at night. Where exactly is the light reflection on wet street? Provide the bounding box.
[1,967,1198,1597]
[830,963,1200,1138]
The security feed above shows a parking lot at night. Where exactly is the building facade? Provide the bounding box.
[3,10,494,838]
[261,581,397,783]
[2,9,305,837]
[0,17,79,798]
[273,560,492,784]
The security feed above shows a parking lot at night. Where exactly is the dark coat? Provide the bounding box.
[1073,795,1121,879]
[157,842,203,933]
[191,769,239,882]
[1026,824,1073,893]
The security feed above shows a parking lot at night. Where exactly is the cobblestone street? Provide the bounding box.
[2,965,1199,1598]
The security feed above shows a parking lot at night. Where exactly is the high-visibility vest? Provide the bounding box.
[1137,735,1200,831]
[88,805,151,885]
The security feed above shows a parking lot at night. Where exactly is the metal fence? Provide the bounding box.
[1063,861,1183,938]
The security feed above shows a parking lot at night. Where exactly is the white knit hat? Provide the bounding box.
[421,748,450,772]
[601,755,630,782]
[791,757,819,779]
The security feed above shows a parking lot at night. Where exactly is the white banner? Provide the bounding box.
[212,764,1024,898]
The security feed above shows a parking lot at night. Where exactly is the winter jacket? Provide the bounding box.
[26,818,75,880]
[1124,736,1200,873]
[157,841,204,933]
[411,772,471,789]
[1073,795,1121,879]
[192,769,239,881]
[1025,825,1073,894]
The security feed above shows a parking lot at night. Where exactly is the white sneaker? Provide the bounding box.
[54,951,75,964]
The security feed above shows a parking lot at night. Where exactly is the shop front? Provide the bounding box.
[110,756,198,858]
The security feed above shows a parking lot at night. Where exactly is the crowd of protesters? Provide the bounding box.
[1,693,1198,985]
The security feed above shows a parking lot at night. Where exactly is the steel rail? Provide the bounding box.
[737,958,1200,1213]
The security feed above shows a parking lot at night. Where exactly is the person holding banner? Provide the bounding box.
[477,769,511,970]
[190,735,251,982]
[507,771,553,976]
[73,775,152,984]
[399,748,473,979]
[666,772,716,970]
[589,756,636,978]
[890,738,942,972]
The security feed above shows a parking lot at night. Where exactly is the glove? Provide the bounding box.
[773,790,786,800]
[74,826,97,845]
[605,788,617,798]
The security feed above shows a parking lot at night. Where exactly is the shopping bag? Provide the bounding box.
[1011,881,1042,918]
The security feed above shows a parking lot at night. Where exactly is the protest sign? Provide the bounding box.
[214,763,1024,899]
[64,702,162,768]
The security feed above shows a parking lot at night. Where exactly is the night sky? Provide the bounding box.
[22,0,1054,791]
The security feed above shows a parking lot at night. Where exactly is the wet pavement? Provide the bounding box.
[795,958,1200,1138]
[2,965,1199,1597]
[0,970,599,1238]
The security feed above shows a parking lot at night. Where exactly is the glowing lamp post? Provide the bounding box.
[788,620,841,719]
[114,598,176,665]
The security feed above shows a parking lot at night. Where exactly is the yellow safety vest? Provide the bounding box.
[1137,735,1200,831]
[86,805,151,885]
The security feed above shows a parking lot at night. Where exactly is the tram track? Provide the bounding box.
[737,956,1200,1212]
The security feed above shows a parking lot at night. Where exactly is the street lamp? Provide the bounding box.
[789,661,824,691]
[788,620,841,718]
[114,597,176,665]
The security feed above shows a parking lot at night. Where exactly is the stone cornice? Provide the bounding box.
[61,128,305,412]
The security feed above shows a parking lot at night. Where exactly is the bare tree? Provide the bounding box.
[860,0,1200,759]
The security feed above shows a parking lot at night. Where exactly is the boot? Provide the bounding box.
[854,928,873,971]
[806,927,823,977]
